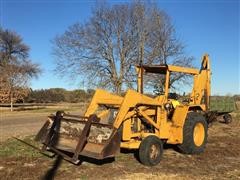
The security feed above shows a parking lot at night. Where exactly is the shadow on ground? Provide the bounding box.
[42,155,63,180]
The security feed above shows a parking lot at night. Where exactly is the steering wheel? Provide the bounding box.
[153,89,164,96]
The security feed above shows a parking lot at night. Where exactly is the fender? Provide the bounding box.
[167,105,204,144]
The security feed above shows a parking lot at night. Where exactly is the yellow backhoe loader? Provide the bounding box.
[35,54,211,166]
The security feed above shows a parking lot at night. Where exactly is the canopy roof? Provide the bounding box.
[136,64,199,75]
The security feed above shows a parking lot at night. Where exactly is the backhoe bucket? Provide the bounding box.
[35,112,121,164]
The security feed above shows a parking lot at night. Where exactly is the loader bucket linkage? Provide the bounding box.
[35,111,121,164]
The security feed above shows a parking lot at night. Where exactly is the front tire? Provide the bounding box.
[178,112,208,154]
[139,136,163,166]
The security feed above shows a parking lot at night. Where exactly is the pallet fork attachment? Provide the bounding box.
[35,112,121,164]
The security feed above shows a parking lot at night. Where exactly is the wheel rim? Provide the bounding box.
[149,144,160,160]
[193,122,205,146]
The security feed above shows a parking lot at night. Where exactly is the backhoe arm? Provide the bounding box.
[190,54,211,110]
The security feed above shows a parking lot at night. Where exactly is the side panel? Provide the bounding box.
[158,107,171,139]
[122,118,132,141]
[167,105,189,144]
[167,105,204,144]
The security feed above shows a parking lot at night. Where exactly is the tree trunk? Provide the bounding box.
[115,81,122,95]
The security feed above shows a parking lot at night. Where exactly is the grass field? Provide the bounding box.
[0,136,42,158]
[0,102,88,114]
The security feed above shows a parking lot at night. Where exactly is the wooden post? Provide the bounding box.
[10,92,13,112]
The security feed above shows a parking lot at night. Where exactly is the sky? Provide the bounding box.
[0,0,239,95]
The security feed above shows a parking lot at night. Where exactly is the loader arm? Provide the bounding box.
[113,89,162,129]
[84,89,123,117]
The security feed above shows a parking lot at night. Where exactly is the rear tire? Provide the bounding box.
[139,136,163,166]
[178,112,208,154]
[223,113,232,124]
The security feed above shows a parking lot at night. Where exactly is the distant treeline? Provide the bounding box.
[20,88,240,104]
[24,88,95,103]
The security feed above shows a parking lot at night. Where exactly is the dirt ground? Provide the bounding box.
[0,114,239,179]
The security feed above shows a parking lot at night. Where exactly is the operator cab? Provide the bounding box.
[136,64,181,108]
[135,64,196,118]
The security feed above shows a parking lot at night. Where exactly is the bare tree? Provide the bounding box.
[0,28,41,111]
[52,2,193,94]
